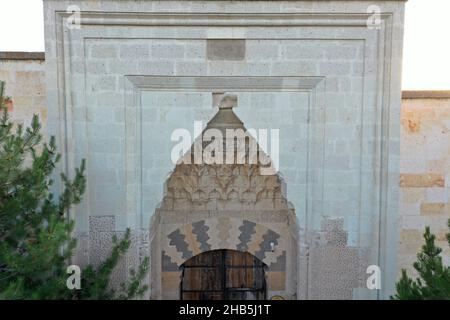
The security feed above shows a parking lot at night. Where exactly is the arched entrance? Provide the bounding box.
[152,94,299,299]
[180,249,267,300]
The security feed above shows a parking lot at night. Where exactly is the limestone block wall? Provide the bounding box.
[398,92,450,278]
[0,52,47,132]
[4,53,450,295]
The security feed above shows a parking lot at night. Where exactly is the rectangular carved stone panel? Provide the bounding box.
[207,39,246,61]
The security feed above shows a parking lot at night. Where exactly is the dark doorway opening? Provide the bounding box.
[180,249,267,300]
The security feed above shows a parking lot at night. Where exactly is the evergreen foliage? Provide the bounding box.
[393,219,450,299]
[0,81,148,299]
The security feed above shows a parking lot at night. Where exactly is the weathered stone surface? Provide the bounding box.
[0,52,45,60]
[399,96,450,279]
[400,173,445,188]
[420,203,450,215]
[207,39,246,61]
[266,271,286,291]
[0,58,47,132]
[399,229,423,254]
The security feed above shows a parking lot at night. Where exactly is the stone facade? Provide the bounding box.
[150,95,299,299]
[2,0,408,299]
[399,92,450,278]
[0,52,46,132]
[8,55,450,298]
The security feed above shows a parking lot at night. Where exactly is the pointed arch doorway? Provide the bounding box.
[180,249,267,300]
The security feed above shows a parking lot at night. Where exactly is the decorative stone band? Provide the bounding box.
[162,217,286,271]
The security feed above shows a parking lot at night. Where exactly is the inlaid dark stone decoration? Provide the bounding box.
[207,39,246,61]
[237,220,257,251]
[268,250,286,271]
[164,217,285,267]
[167,229,193,261]
[255,229,280,262]
[192,220,211,252]
[162,251,180,271]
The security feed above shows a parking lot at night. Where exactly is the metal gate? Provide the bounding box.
[180,249,267,300]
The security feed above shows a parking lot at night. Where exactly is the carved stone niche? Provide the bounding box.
[152,94,299,299]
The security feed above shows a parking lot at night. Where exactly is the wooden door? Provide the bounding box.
[180,249,266,300]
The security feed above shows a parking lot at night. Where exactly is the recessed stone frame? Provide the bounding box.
[45,5,403,299]
[124,74,325,246]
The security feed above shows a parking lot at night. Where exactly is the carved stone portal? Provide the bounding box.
[150,94,299,299]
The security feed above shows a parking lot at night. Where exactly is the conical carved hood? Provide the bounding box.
[205,94,244,132]
[157,93,291,214]
[176,93,275,168]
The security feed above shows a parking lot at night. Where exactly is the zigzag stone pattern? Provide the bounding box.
[163,218,286,270]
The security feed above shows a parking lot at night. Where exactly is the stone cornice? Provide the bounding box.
[402,91,450,99]
[0,52,45,61]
